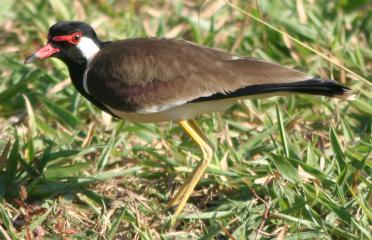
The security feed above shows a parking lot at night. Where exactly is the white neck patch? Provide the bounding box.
[78,37,100,95]
[76,36,100,64]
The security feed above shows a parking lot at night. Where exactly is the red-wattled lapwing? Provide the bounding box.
[25,21,351,223]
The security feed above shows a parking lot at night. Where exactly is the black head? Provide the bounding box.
[25,21,102,65]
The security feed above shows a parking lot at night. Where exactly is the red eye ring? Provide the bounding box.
[52,32,83,45]
[71,32,82,44]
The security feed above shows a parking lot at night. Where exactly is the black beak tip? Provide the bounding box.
[24,54,39,64]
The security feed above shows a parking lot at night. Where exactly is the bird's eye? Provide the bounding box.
[51,32,83,45]
[71,33,82,44]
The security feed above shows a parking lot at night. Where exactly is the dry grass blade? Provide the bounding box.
[81,122,96,147]
[276,225,288,240]
[0,224,12,240]
[296,0,308,24]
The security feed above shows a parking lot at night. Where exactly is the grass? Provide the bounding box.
[0,0,371,239]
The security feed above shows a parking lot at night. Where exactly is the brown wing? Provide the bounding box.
[86,38,310,112]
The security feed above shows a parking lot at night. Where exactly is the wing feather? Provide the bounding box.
[87,38,310,112]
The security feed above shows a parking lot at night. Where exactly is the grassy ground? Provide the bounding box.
[0,0,371,239]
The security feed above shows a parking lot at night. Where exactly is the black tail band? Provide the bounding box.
[192,78,351,103]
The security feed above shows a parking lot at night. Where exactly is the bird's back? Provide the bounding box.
[86,38,313,113]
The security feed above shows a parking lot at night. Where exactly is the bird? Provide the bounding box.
[24,21,351,224]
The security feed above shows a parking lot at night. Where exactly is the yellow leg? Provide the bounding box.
[168,120,214,225]
[168,120,212,207]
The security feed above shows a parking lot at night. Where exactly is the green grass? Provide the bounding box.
[0,0,371,239]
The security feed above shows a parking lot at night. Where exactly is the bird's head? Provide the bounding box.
[25,21,101,65]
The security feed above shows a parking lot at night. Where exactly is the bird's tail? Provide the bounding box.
[261,78,353,99]
[192,78,353,102]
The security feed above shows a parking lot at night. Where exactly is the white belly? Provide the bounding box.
[105,92,290,123]
[107,98,235,123]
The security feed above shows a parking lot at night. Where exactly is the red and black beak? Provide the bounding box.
[24,43,60,64]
